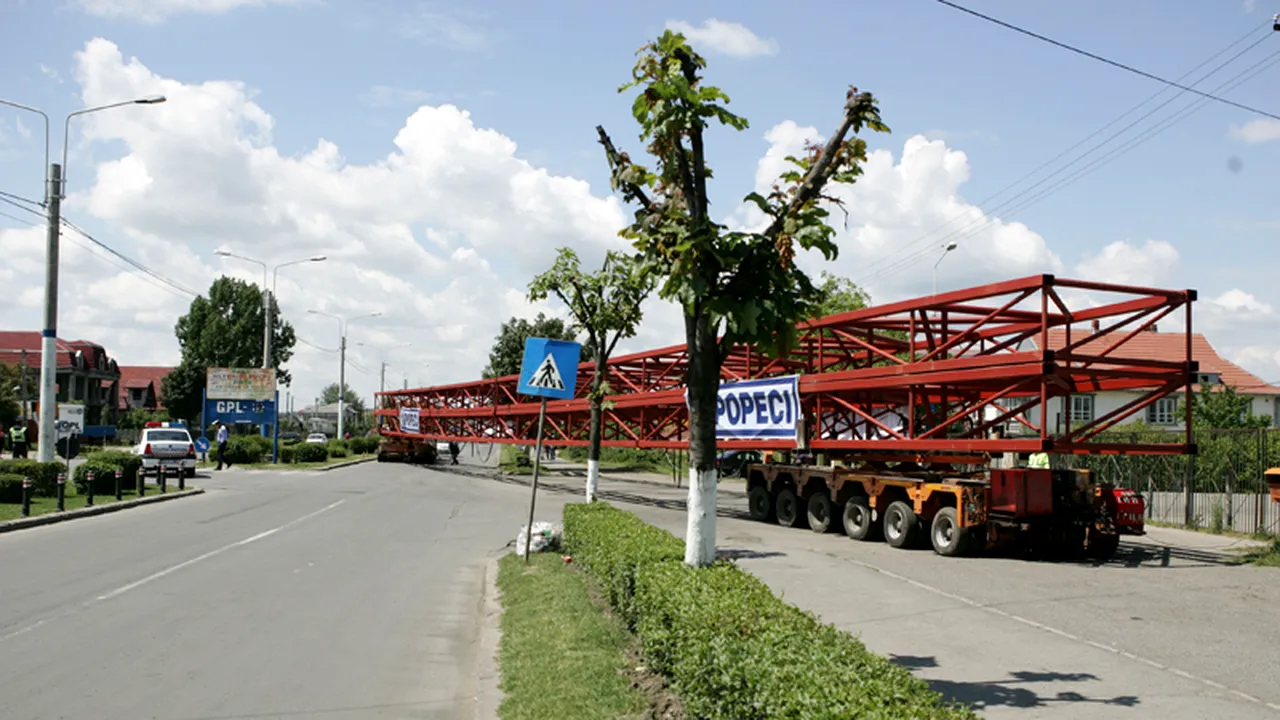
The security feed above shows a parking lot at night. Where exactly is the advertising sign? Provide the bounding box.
[700,375,802,443]
[399,407,420,433]
[207,398,274,425]
[206,368,277,401]
[56,403,85,437]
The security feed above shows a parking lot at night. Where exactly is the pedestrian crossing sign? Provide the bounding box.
[517,337,581,400]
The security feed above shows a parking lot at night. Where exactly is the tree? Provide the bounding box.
[0,361,27,429]
[598,31,889,566]
[528,247,655,501]
[813,271,871,318]
[321,382,367,415]
[481,312,595,378]
[163,276,297,423]
[1182,383,1270,429]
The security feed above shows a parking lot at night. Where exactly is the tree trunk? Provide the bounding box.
[586,352,607,502]
[684,307,721,567]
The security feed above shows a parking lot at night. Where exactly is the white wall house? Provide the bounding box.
[994,326,1278,436]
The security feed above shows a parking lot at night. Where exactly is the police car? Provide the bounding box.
[133,421,197,478]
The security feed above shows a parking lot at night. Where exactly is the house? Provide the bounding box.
[117,365,175,411]
[0,331,122,427]
[1004,325,1279,434]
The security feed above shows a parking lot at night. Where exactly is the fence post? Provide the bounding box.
[56,471,66,512]
[158,466,167,494]
[115,470,122,501]
[1184,454,1196,528]
[137,466,145,497]
[178,467,185,492]
[21,476,32,517]
[86,470,95,507]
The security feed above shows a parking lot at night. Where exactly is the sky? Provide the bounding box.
[0,0,1277,411]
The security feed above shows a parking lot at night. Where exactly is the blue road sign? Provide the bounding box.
[516,337,581,400]
[206,398,275,425]
[194,436,211,453]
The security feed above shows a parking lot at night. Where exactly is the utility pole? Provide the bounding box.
[262,287,271,369]
[338,333,347,440]
[36,163,62,462]
[19,350,30,421]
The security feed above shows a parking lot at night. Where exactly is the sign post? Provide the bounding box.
[516,337,581,563]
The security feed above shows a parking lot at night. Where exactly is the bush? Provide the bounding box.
[279,444,296,464]
[563,503,976,720]
[326,440,349,458]
[0,473,25,503]
[73,451,143,494]
[225,435,271,464]
[294,442,328,463]
[0,459,68,497]
[351,436,379,454]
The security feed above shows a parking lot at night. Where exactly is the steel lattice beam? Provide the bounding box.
[376,274,1197,457]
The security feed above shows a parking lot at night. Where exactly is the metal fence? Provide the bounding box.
[1062,429,1280,536]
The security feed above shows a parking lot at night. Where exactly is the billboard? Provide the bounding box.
[206,367,277,401]
[689,375,802,443]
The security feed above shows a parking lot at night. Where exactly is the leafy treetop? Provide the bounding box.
[482,312,595,379]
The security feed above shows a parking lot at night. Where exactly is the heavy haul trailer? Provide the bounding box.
[744,458,1146,559]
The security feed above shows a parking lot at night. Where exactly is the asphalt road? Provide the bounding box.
[0,459,570,720]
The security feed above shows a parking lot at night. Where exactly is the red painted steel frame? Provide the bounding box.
[375,274,1197,458]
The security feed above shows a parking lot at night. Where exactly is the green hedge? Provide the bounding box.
[348,436,379,454]
[294,442,328,463]
[279,444,296,464]
[562,503,977,720]
[326,440,349,458]
[224,435,271,464]
[0,459,67,497]
[0,473,25,503]
[73,451,143,494]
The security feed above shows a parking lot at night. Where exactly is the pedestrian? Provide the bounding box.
[215,420,230,470]
[9,419,28,459]
[449,441,459,465]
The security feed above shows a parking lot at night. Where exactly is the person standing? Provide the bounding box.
[9,420,28,459]
[215,420,231,470]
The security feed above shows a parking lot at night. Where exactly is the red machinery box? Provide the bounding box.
[990,468,1055,516]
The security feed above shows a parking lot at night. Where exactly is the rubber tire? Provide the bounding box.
[930,507,969,557]
[883,500,920,549]
[748,485,773,522]
[186,468,197,479]
[775,487,802,528]
[842,495,880,541]
[806,491,836,534]
[1088,531,1121,561]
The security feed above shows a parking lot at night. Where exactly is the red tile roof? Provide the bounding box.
[0,331,114,371]
[1036,328,1280,396]
[117,366,175,408]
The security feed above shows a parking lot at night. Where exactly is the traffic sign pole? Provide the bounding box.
[523,397,548,565]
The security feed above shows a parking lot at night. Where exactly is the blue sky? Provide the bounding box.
[0,0,1277,405]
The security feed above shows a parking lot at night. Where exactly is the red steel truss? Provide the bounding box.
[375,274,1198,457]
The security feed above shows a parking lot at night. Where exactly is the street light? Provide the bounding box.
[308,309,381,440]
[932,241,958,297]
[215,250,327,367]
[1,94,166,463]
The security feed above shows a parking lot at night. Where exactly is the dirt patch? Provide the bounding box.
[571,563,687,720]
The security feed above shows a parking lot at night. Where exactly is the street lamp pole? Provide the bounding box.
[1,95,166,463]
[309,310,380,440]
[933,241,959,297]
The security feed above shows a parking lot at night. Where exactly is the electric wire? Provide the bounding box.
[935,0,1280,121]
[59,217,198,297]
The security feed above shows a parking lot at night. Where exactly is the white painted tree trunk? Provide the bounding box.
[684,467,718,566]
[586,459,600,502]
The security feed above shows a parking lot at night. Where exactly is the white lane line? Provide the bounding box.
[838,554,1279,713]
[0,499,344,643]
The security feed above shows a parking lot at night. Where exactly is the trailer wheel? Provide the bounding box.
[1087,531,1121,561]
[883,500,920,549]
[748,486,774,522]
[930,507,969,557]
[806,491,837,534]
[775,487,802,528]
[842,495,880,541]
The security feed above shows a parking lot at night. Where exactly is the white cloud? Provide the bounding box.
[1243,0,1257,12]
[1229,119,1280,144]
[1074,239,1180,287]
[39,64,63,84]
[400,7,487,51]
[360,85,436,109]
[665,19,779,58]
[76,0,304,23]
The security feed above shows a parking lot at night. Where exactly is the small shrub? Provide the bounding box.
[73,451,143,494]
[294,442,328,463]
[225,435,270,464]
[0,459,68,497]
[564,502,977,720]
[327,440,349,458]
[0,473,25,503]
[279,444,296,464]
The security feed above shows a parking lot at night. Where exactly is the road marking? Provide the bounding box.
[838,554,1279,713]
[0,500,345,643]
[97,500,344,601]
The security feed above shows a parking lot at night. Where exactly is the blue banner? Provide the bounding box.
[206,397,275,426]
[698,375,801,442]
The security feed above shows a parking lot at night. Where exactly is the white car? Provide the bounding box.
[305,433,329,444]
[134,422,197,478]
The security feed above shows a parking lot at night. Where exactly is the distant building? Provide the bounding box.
[0,331,122,427]
[117,365,175,412]
[999,325,1279,434]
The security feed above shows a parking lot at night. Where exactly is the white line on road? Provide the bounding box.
[838,553,1280,714]
[0,500,345,643]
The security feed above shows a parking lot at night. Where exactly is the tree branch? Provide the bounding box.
[675,50,709,222]
[764,89,876,240]
[596,125,653,209]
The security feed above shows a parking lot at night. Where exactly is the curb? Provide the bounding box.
[0,488,205,535]
[474,556,503,720]
[316,456,376,472]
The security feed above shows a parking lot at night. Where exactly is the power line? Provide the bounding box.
[59,217,198,297]
[0,189,42,208]
[297,337,338,353]
[935,0,1280,121]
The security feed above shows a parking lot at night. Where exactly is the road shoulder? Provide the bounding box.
[474,556,503,719]
[0,488,205,535]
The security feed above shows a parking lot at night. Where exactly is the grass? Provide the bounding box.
[499,445,534,475]
[496,552,649,720]
[197,453,371,471]
[0,485,198,522]
[1233,539,1280,567]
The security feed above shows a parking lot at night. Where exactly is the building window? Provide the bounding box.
[1146,397,1178,425]
[1069,395,1094,424]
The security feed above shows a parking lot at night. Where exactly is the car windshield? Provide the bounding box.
[146,430,189,442]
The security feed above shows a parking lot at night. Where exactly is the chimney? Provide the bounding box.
[1149,324,1158,333]
[1090,320,1099,334]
